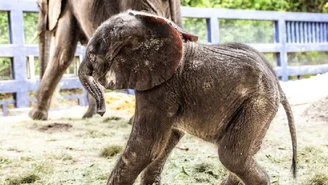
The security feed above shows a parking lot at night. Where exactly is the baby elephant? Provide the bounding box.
[78,10,297,185]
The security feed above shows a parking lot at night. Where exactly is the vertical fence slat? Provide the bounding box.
[28,55,35,79]
[291,21,295,43]
[327,23,328,42]
[295,22,300,43]
[286,21,291,43]
[308,22,312,43]
[9,9,29,108]
[206,16,219,44]
[316,22,320,43]
[305,22,309,43]
[325,23,328,42]
[300,22,304,43]
[312,22,316,43]
[320,23,322,42]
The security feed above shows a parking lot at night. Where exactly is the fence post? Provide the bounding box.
[9,9,29,107]
[206,16,219,44]
[275,19,288,81]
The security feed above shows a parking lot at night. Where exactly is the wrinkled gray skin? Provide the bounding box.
[29,0,182,120]
[79,11,297,185]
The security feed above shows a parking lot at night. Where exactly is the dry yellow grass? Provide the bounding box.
[104,92,135,115]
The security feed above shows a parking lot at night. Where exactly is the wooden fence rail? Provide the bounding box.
[0,0,328,115]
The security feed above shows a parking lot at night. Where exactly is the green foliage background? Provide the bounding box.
[0,0,328,80]
[181,0,328,67]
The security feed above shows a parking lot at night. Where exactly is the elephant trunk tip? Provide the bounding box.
[97,109,106,117]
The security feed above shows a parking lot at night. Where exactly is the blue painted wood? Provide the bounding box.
[0,1,38,12]
[26,78,83,91]
[325,23,328,42]
[0,99,15,116]
[306,22,311,43]
[304,22,309,43]
[312,22,316,43]
[274,21,282,68]
[127,89,135,95]
[181,7,328,22]
[273,67,283,77]
[309,22,313,43]
[322,23,326,42]
[315,22,319,43]
[286,22,291,43]
[300,22,304,43]
[0,81,23,92]
[9,9,29,108]
[291,21,295,43]
[295,22,301,43]
[247,43,281,53]
[206,17,219,44]
[326,23,328,42]
[83,88,88,106]
[319,23,323,42]
[286,43,328,52]
[277,19,288,81]
[288,64,328,76]
[0,99,15,104]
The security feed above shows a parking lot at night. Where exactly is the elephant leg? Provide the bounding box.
[29,6,80,120]
[221,173,242,185]
[140,128,185,185]
[218,98,278,185]
[127,115,134,125]
[82,93,97,118]
[107,102,177,185]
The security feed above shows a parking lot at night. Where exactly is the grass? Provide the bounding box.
[100,145,123,158]
[0,103,328,185]
[6,173,40,185]
[305,173,328,185]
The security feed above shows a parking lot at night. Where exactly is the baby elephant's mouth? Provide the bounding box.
[97,69,116,89]
[96,76,106,88]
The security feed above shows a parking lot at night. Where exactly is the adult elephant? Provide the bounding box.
[29,0,182,120]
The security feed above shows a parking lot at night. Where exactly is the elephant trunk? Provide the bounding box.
[78,59,106,116]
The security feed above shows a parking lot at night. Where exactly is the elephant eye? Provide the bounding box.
[88,53,97,63]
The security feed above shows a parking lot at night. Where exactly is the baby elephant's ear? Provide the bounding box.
[130,10,198,42]
[118,11,198,91]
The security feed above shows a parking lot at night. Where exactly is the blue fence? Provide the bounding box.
[0,0,328,115]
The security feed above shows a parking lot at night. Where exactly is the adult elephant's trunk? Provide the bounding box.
[78,59,106,116]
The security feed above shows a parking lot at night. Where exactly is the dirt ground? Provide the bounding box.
[1,74,328,185]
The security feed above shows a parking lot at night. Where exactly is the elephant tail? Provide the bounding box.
[279,87,297,179]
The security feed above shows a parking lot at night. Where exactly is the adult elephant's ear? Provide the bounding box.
[108,11,198,91]
[48,0,62,30]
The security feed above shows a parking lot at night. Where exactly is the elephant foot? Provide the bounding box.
[82,108,96,119]
[28,108,48,120]
[127,116,134,125]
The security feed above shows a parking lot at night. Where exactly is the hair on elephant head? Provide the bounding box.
[79,10,297,185]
